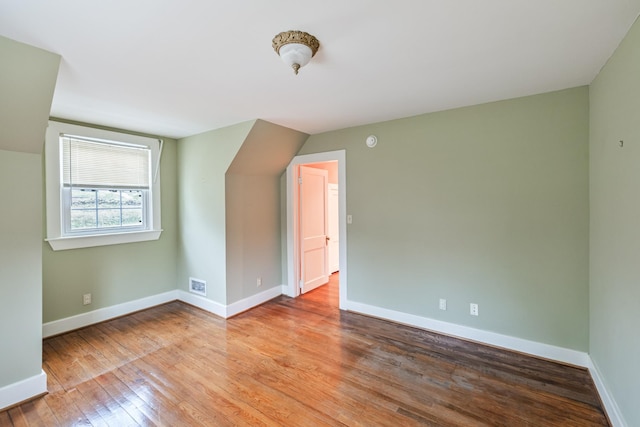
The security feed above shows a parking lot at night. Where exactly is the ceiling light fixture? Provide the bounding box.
[272,30,319,75]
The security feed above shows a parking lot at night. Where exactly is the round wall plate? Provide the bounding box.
[366,135,377,148]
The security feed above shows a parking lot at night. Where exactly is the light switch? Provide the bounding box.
[347,215,353,224]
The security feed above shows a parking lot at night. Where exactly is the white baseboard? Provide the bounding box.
[226,286,283,317]
[344,299,590,367]
[178,285,283,318]
[39,287,624,424]
[588,358,627,427]
[42,285,285,340]
[38,287,593,369]
[0,370,47,411]
[39,289,592,367]
[42,290,179,338]
[177,290,227,317]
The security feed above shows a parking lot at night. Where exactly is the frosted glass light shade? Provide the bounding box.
[278,43,313,74]
[272,30,320,75]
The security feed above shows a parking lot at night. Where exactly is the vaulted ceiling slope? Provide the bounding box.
[1,1,639,140]
[0,36,59,153]
[227,120,308,176]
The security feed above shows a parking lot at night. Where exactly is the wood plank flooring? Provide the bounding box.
[2,273,609,426]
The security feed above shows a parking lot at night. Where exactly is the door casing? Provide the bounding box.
[328,183,340,273]
[285,150,347,309]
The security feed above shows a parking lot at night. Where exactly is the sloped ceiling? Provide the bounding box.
[1,1,639,140]
[226,120,308,176]
[0,36,59,154]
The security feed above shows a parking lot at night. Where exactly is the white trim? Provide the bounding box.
[344,299,590,367]
[0,370,47,411]
[42,290,178,338]
[226,286,284,317]
[45,121,163,251]
[39,287,596,368]
[177,290,227,318]
[285,162,297,298]
[327,183,340,274]
[42,285,286,339]
[39,286,625,423]
[177,285,284,318]
[286,150,347,309]
[588,358,627,427]
[46,229,162,251]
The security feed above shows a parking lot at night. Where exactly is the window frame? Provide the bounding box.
[45,121,162,251]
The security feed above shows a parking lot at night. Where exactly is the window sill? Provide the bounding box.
[46,229,163,251]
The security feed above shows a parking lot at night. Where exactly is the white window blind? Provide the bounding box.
[62,136,150,189]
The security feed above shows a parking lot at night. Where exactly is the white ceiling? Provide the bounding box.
[1,1,639,139]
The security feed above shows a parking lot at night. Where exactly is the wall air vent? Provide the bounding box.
[189,277,207,296]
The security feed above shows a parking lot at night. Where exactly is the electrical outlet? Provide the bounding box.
[439,298,447,310]
[83,293,92,305]
[470,303,479,316]
[257,277,262,287]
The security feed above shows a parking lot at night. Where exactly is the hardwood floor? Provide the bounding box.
[2,273,609,426]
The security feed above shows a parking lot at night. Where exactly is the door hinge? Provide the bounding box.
[298,176,303,185]
[299,279,303,288]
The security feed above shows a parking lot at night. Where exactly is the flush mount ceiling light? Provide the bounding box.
[272,30,320,75]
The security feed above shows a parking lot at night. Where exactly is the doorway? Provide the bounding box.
[285,150,347,310]
[298,164,330,294]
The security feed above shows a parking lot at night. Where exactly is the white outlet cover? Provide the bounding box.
[470,303,479,316]
[439,299,447,310]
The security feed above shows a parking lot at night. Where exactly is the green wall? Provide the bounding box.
[589,16,640,427]
[0,150,44,386]
[299,87,590,350]
[179,120,306,305]
[225,120,307,303]
[42,133,179,322]
[0,36,58,396]
[226,174,282,302]
[177,121,254,303]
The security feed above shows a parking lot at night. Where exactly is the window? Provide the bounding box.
[45,121,162,250]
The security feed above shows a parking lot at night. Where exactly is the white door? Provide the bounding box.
[328,183,339,273]
[299,165,329,293]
